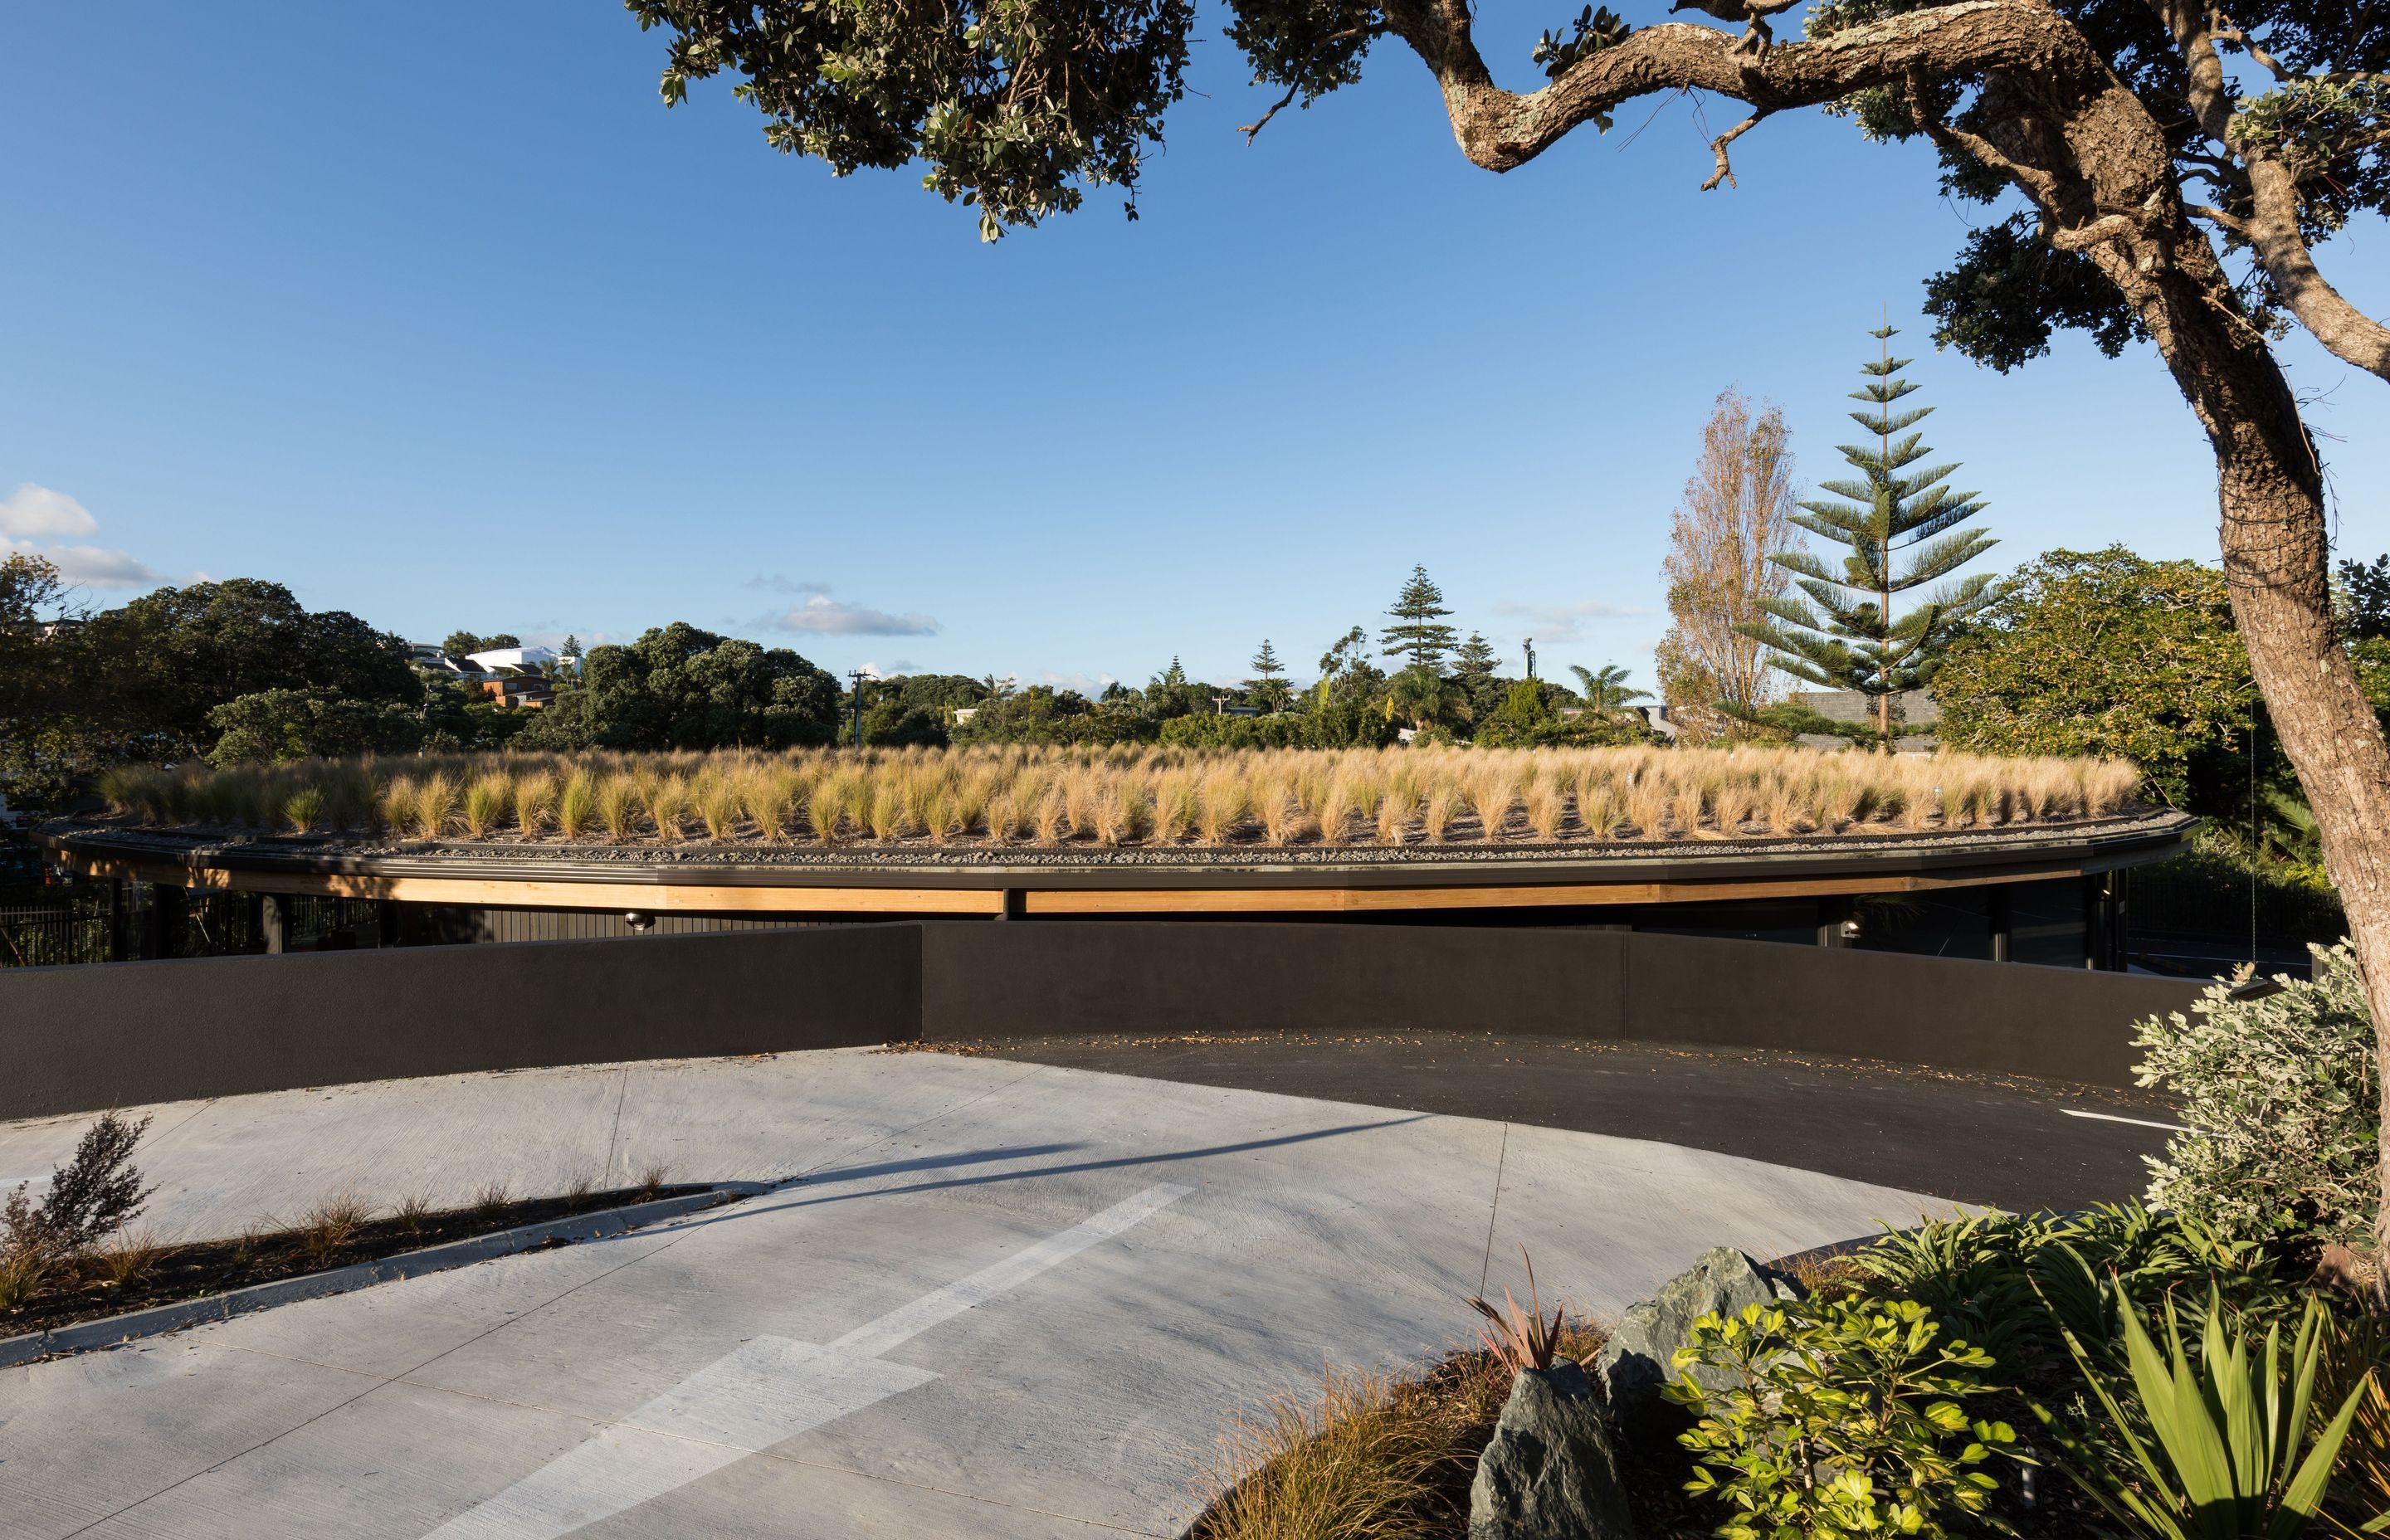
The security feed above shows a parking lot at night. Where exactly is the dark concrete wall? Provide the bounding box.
[920,922,2206,1088]
[1,920,2207,1118]
[0,924,920,1119]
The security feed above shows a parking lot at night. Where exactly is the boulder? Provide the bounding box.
[1469,1357,1635,1540]
[1594,1246,1778,1423]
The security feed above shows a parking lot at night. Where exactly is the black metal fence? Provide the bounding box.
[0,881,385,967]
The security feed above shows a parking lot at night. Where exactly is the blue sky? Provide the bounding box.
[3,3,2383,693]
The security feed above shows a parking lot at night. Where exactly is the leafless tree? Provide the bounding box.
[1656,389,1804,740]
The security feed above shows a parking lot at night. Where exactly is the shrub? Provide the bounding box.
[1,1111,154,1258]
[2134,942,2379,1255]
[1664,1295,2019,1539]
[1855,1202,2307,1396]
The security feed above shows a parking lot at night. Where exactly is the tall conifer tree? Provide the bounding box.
[1245,639,1290,711]
[1738,325,2001,742]
[1380,566,1458,671]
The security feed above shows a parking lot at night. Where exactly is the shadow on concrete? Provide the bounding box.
[671,1114,1432,1237]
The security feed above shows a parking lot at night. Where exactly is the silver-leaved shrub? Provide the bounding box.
[2133,941,2378,1252]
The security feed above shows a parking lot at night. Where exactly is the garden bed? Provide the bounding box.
[90,744,2146,852]
[0,1180,706,1343]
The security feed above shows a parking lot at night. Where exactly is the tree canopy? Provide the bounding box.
[1933,547,2254,807]
[517,622,840,751]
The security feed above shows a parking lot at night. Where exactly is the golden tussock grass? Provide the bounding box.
[97,744,2149,852]
[1189,1320,1608,1540]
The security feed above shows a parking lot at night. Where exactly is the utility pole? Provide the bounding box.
[846,670,866,748]
[1523,638,1536,681]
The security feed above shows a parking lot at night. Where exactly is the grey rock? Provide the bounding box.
[1594,1246,1776,1421]
[1469,1358,1635,1540]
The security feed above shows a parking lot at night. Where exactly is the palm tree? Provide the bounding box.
[1569,664,1650,714]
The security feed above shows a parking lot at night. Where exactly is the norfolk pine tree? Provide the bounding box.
[1738,327,2001,743]
[1246,639,1291,712]
[1379,566,1459,671]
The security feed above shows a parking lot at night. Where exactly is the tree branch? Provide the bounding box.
[1376,0,2108,173]
[1701,110,1768,190]
[2145,0,2390,380]
[1236,26,1389,142]
[1903,68,2065,204]
[2185,200,2251,234]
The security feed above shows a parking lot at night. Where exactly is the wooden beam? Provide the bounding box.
[1021,863,2089,914]
[59,847,2088,918]
[56,854,1002,915]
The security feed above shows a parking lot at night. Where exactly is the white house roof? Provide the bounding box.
[465,646,560,672]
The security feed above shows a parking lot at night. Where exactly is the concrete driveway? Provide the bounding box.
[0,1049,1949,1538]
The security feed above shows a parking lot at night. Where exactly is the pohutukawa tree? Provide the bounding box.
[630,0,2390,1270]
[1739,324,2001,741]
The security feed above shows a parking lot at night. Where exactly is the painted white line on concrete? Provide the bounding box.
[2061,1108,2189,1133]
[421,1182,1193,1540]
[828,1181,1193,1357]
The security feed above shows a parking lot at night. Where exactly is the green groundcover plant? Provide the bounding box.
[1664,1295,2019,1538]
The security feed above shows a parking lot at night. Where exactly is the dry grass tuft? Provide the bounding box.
[299,1191,373,1265]
[1192,1318,1607,1540]
[94,1225,167,1289]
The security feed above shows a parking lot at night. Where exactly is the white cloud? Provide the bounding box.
[0,484,99,539]
[1490,598,1653,646]
[37,543,165,588]
[858,659,924,678]
[764,593,941,636]
[744,574,836,596]
[1039,670,1118,696]
[0,484,163,589]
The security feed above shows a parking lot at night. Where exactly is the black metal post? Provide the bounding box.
[1988,886,2012,963]
[106,876,126,963]
[147,884,184,960]
[377,899,402,948]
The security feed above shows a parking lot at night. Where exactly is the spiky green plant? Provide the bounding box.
[283,786,327,834]
[2038,1285,2373,1538]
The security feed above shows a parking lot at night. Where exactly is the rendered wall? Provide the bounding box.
[0,920,2207,1118]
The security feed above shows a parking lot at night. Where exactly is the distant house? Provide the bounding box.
[465,645,561,675]
[1789,690,1939,753]
[476,677,554,709]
